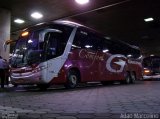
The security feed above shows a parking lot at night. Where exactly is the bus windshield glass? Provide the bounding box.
[10,32,40,67]
[143,57,160,68]
[10,24,73,68]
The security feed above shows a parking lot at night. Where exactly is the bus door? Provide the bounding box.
[42,28,76,83]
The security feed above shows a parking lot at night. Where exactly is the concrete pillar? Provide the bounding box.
[0,8,11,60]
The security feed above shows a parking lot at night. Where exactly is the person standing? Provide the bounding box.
[4,59,9,86]
[0,56,9,88]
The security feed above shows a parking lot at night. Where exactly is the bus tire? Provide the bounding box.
[37,84,49,90]
[122,72,131,84]
[65,70,79,89]
[130,72,136,84]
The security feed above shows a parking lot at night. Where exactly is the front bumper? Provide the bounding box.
[143,74,160,80]
[10,71,43,85]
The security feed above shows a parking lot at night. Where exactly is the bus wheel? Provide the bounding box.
[37,84,49,90]
[122,72,131,84]
[65,70,79,89]
[130,72,136,84]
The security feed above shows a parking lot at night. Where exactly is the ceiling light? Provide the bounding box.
[31,12,43,19]
[14,19,25,24]
[144,17,154,22]
[75,0,90,5]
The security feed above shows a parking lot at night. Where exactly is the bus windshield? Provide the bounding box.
[10,24,73,68]
[143,57,160,68]
[11,32,41,67]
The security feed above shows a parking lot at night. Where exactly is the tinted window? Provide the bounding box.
[73,28,141,59]
[44,32,65,60]
[100,38,113,53]
[86,32,101,50]
[72,29,88,49]
[143,57,160,68]
[73,28,101,51]
[42,25,73,60]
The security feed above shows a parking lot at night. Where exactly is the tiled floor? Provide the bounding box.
[0,81,160,119]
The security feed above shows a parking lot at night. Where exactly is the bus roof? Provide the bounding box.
[21,20,140,51]
[22,20,83,32]
[144,56,160,60]
[54,20,83,27]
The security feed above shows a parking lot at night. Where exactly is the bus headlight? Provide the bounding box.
[143,68,151,75]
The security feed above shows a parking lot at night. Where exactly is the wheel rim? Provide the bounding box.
[126,76,130,83]
[131,73,136,82]
[125,73,131,84]
[69,75,77,85]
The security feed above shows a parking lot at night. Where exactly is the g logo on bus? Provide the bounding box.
[106,54,126,73]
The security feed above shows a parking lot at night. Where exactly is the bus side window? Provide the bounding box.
[87,33,101,51]
[110,42,127,55]
[100,38,113,54]
[39,42,44,50]
[44,32,59,60]
[72,29,88,49]
[84,35,95,50]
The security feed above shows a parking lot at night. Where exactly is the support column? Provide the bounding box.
[0,8,11,60]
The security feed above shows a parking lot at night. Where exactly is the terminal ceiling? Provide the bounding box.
[0,0,160,56]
